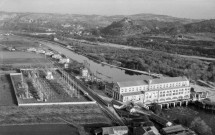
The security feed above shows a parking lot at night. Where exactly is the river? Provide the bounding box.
[40,41,152,82]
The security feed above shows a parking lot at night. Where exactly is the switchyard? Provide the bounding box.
[10,68,94,105]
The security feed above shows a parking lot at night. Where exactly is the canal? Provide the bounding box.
[41,41,152,82]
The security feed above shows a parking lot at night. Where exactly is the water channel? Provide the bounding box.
[41,41,153,82]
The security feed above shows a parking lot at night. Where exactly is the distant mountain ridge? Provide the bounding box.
[0,11,201,27]
[1,11,214,36]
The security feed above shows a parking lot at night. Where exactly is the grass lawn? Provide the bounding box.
[0,36,40,50]
[0,74,17,106]
[0,104,112,126]
[0,124,80,135]
[0,51,52,67]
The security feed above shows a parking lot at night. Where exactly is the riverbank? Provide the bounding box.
[52,39,161,78]
[33,39,153,82]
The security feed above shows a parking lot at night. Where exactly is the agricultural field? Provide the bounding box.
[0,35,40,50]
[0,51,52,67]
[0,104,112,126]
[0,74,17,106]
[0,35,53,69]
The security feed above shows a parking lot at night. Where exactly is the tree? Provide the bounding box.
[190,117,212,135]
[151,103,162,115]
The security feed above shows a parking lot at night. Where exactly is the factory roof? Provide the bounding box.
[162,125,185,134]
[102,126,128,134]
[117,80,148,87]
[117,77,188,88]
[150,77,188,85]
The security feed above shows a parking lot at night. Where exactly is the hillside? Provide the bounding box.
[128,13,199,24]
[100,17,183,36]
[100,18,147,36]
[101,17,215,36]
[184,19,215,33]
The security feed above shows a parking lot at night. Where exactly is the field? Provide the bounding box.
[0,35,40,50]
[0,104,112,126]
[0,35,53,69]
[0,74,17,106]
[0,124,79,135]
[0,51,52,67]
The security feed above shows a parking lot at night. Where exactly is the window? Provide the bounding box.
[179,92,183,94]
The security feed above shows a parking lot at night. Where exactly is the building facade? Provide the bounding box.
[112,77,190,105]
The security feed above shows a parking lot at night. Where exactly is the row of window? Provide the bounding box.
[160,88,190,94]
[119,82,189,93]
[149,82,189,90]
[159,95,190,101]
[120,87,147,93]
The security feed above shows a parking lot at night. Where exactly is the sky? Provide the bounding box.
[0,0,215,19]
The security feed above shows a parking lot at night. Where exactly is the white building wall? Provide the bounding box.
[113,79,190,103]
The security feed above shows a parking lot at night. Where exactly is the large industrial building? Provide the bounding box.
[112,77,190,105]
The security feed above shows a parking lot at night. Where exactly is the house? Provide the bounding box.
[59,58,70,64]
[160,125,196,135]
[45,51,54,56]
[27,48,36,52]
[52,54,62,59]
[81,68,89,78]
[7,47,16,51]
[129,126,160,135]
[102,126,128,135]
